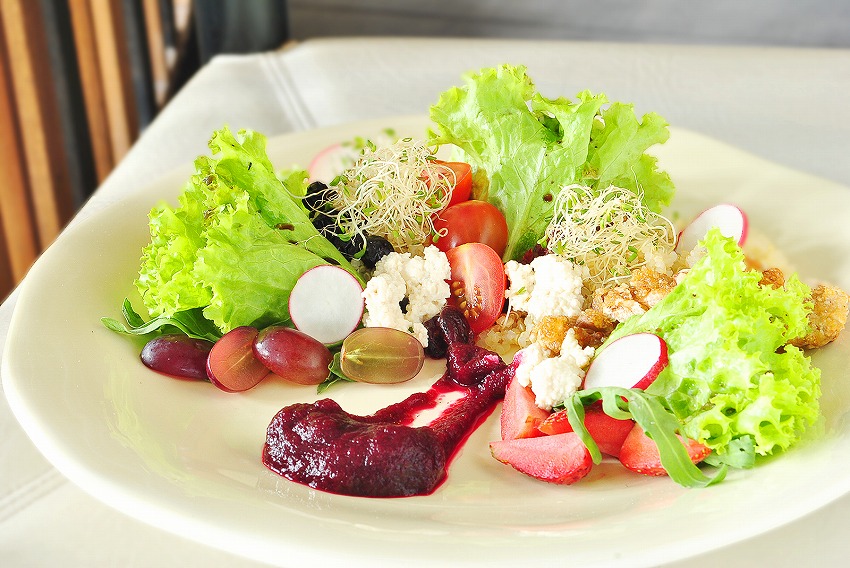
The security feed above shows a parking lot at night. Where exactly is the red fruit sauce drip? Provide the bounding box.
[262,366,514,498]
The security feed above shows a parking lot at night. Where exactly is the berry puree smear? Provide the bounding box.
[262,343,513,497]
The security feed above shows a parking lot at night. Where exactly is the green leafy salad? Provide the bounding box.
[106,63,842,489]
[133,128,362,334]
[609,230,819,459]
[563,230,821,486]
[427,64,829,485]
[429,64,674,261]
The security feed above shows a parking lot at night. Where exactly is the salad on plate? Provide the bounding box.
[104,64,849,498]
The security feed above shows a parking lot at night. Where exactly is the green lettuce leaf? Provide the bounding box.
[606,229,819,457]
[428,64,674,260]
[135,127,360,332]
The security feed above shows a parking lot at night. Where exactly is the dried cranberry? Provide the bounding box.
[423,306,474,359]
[423,315,449,359]
[446,343,506,387]
[438,306,473,346]
[520,244,548,264]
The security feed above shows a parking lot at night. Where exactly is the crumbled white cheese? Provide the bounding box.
[505,254,587,347]
[362,245,450,345]
[504,260,534,312]
[514,328,594,410]
[525,255,586,322]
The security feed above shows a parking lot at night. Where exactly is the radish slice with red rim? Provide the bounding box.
[583,333,668,391]
[289,265,364,345]
[676,203,747,252]
[307,143,354,183]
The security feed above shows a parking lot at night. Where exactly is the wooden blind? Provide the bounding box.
[0,0,74,250]
[0,0,286,301]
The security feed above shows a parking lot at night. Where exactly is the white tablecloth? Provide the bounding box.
[2,38,850,566]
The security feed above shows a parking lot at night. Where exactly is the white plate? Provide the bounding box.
[4,116,850,568]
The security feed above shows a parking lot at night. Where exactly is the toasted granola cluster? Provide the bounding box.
[479,262,848,362]
[791,283,850,349]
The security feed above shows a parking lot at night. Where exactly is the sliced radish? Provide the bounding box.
[583,333,668,391]
[307,143,354,182]
[289,265,364,344]
[676,203,748,252]
[207,326,271,392]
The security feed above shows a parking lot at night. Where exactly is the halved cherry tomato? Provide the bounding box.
[432,200,508,257]
[435,160,472,207]
[444,243,506,334]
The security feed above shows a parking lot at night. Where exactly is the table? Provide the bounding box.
[2,37,850,567]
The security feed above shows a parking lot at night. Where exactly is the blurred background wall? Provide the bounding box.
[287,0,850,48]
[1,0,847,301]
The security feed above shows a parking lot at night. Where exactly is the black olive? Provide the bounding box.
[331,232,366,259]
[361,235,395,269]
[311,210,336,235]
[304,181,329,213]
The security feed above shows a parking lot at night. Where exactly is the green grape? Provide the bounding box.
[340,327,424,384]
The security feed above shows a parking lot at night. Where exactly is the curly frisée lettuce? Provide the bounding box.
[606,229,820,460]
[135,127,361,333]
[428,64,675,261]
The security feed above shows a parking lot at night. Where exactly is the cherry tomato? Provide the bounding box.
[435,160,472,207]
[432,200,508,257]
[444,243,506,334]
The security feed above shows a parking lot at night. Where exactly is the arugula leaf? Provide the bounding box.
[101,298,221,342]
[564,396,601,464]
[316,352,354,394]
[566,387,727,488]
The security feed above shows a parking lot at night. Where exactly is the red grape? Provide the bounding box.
[253,326,333,385]
[141,335,214,380]
[206,326,270,392]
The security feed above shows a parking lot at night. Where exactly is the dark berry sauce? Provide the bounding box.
[262,353,513,498]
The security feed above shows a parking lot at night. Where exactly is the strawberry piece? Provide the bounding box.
[538,405,635,458]
[490,432,592,485]
[618,423,711,476]
[500,374,548,440]
[537,409,572,435]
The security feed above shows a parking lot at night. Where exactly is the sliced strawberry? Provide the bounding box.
[618,423,711,476]
[537,409,572,435]
[500,375,548,440]
[490,432,592,485]
[538,405,635,458]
